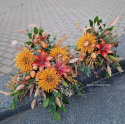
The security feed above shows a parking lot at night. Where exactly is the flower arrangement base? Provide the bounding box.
[77,59,125,86]
[0,68,125,123]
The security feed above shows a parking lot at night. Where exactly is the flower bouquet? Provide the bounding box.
[0,16,123,122]
[0,25,83,121]
[75,16,123,78]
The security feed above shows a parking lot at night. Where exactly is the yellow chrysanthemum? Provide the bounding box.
[37,68,61,92]
[50,46,69,61]
[14,48,33,73]
[77,33,97,53]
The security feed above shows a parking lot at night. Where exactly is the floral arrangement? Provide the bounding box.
[75,16,123,77]
[0,16,123,121]
[0,25,83,121]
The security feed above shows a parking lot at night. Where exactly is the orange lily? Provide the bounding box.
[96,39,114,59]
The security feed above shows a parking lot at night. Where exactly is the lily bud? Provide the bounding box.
[30,71,36,78]
[25,75,31,80]
[34,39,39,44]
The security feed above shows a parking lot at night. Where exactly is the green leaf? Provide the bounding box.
[62,99,69,104]
[34,27,38,34]
[53,92,60,97]
[106,71,110,79]
[94,16,99,23]
[28,33,32,38]
[43,98,49,108]
[26,41,32,45]
[89,19,93,27]
[61,105,66,113]
[80,67,91,77]
[25,72,30,76]
[56,105,59,111]
[13,99,16,105]
[106,26,114,31]
[64,80,69,87]
[108,55,117,61]
[11,103,15,110]
[49,97,55,105]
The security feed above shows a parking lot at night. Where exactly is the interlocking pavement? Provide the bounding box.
[0,0,125,75]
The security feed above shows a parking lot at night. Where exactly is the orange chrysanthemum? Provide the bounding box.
[14,48,33,73]
[50,46,69,61]
[37,68,61,92]
[77,33,97,53]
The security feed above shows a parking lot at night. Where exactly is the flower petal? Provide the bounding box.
[101,39,105,45]
[40,50,47,61]
[96,44,102,49]
[107,50,114,53]
[43,61,52,67]
[39,66,44,72]
[104,44,114,50]
[32,55,40,61]
[46,56,53,61]
[60,66,72,73]
[96,50,101,54]
[31,61,41,66]
[102,51,108,59]
[56,58,62,67]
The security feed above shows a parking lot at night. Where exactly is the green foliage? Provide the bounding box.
[89,19,93,27]
[53,92,61,97]
[61,105,66,113]
[62,99,69,104]
[94,16,99,23]
[80,67,91,77]
[46,104,61,121]
[26,41,32,45]
[34,27,38,34]
[106,71,110,78]
[43,98,49,108]
[106,26,114,31]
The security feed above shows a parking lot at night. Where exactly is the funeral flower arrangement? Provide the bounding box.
[0,25,83,121]
[0,16,123,121]
[75,16,123,77]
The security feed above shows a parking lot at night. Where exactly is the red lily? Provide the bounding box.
[31,50,53,72]
[52,58,72,77]
[96,39,114,59]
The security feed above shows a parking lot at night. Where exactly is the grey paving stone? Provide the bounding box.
[3,53,15,59]
[1,59,14,66]
[0,65,13,74]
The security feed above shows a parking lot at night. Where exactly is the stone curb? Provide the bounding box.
[0,60,125,121]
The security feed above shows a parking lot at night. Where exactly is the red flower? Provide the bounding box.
[96,39,114,59]
[52,58,72,77]
[31,50,53,72]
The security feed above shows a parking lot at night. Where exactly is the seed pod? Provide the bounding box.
[35,34,40,39]
[91,52,96,59]
[36,49,42,53]
[30,71,36,78]
[25,75,31,80]
[34,39,39,44]
[33,66,38,70]
[84,41,89,47]
[41,41,48,48]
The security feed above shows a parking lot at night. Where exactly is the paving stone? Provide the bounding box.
[1,59,14,66]
[3,53,15,59]
[0,65,13,74]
